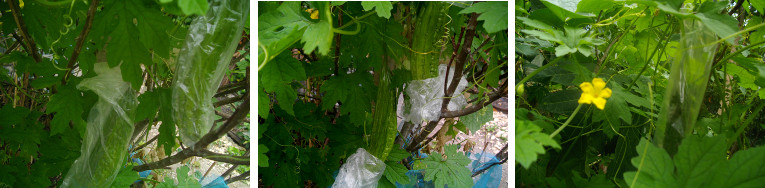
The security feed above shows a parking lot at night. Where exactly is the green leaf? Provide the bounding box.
[258,88,270,119]
[420,144,473,188]
[752,0,765,13]
[515,120,560,169]
[177,0,209,15]
[695,12,738,44]
[462,104,494,133]
[0,108,45,160]
[46,85,86,136]
[320,72,375,124]
[107,20,152,90]
[538,88,580,115]
[22,2,66,50]
[540,0,588,20]
[332,1,347,6]
[453,121,468,134]
[155,177,176,188]
[673,136,726,188]
[92,0,171,90]
[259,144,269,167]
[110,165,139,188]
[258,2,308,65]
[134,4,174,59]
[732,56,765,89]
[361,1,394,19]
[377,178,396,188]
[0,105,30,127]
[386,147,409,162]
[273,163,299,187]
[382,160,410,185]
[517,16,555,31]
[135,90,160,122]
[459,1,508,33]
[582,173,617,188]
[750,29,765,46]
[176,166,202,188]
[301,3,333,55]
[726,63,765,99]
[576,0,615,14]
[593,83,632,137]
[623,138,676,188]
[260,53,306,116]
[722,145,765,187]
[156,88,177,156]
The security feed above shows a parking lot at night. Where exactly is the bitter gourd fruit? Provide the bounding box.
[62,62,137,187]
[367,66,398,160]
[172,0,248,146]
[409,2,448,80]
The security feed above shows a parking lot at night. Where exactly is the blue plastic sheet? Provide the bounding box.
[467,152,502,188]
[128,150,151,184]
[200,175,228,188]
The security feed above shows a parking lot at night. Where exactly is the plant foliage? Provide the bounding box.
[517,0,765,187]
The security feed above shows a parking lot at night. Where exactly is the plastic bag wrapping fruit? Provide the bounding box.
[172,0,248,146]
[332,148,386,188]
[654,18,718,155]
[62,62,137,187]
[404,64,468,123]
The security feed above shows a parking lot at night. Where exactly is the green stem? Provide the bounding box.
[257,40,269,71]
[336,11,378,31]
[712,40,765,70]
[732,102,765,144]
[550,103,582,138]
[705,23,765,47]
[331,19,361,35]
[627,19,675,90]
[31,0,74,7]
[515,57,562,90]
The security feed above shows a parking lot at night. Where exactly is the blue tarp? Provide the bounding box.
[467,152,503,188]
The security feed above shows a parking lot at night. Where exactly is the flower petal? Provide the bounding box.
[580,82,594,93]
[592,97,607,110]
[579,93,594,104]
[310,10,320,19]
[600,88,612,98]
[592,78,606,90]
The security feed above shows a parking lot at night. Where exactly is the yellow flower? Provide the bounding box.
[305,8,319,20]
[578,78,612,110]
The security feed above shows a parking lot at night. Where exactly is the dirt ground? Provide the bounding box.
[135,123,249,187]
[448,109,509,188]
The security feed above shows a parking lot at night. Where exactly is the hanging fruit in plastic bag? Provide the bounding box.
[171,0,248,146]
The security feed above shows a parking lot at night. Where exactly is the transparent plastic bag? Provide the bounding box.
[332,148,386,188]
[404,64,468,123]
[62,62,137,187]
[654,18,718,155]
[172,0,248,146]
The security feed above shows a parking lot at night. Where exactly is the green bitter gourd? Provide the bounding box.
[172,0,248,146]
[62,62,137,187]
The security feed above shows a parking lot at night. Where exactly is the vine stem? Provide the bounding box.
[515,57,562,90]
[549,103,582,138]
[336,9,378,31]
[331,20,360,35]
[62,0,99,85]
[7,0,41,63]
[711,40,765,70]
